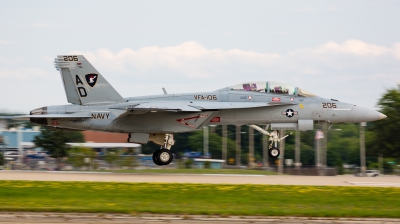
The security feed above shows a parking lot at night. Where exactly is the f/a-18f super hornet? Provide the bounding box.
[26,55,386,166]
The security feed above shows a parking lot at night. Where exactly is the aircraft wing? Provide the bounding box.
[111,101,297,112]
[111,102,202,112]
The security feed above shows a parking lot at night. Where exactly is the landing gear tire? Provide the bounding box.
[152,150,162,166]
[153,148,173,166]
[268,147,280,158]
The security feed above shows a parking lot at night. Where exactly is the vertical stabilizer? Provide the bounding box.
[54,55,124,105]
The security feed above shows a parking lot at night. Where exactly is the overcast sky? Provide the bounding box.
[0,0,399,113]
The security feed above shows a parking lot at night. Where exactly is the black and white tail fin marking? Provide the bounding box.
[54,55,124,105]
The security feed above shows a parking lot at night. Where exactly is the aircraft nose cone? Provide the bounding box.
[352,106,386,122]
[378,112,387,120]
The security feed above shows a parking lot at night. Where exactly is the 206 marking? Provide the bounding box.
[63,56,78,61]
[322,103,337,108]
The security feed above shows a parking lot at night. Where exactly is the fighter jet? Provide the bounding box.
[26,55,386,166]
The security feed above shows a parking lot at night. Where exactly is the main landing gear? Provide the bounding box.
[153,148,173,166]
[152,133,175,166]
[249,125,292,159]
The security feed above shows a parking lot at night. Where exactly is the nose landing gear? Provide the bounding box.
[249,125,292,159]
[268,147,280,158]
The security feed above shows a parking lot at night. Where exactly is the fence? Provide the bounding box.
[2,152,400,177]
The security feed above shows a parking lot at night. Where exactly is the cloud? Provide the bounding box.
[393,43,400,59]
[0,55,58,82]
[311,40,391,56]
[70,41,282,79]
[0,68,52,80]
[0,39,397,110]
[0,57,63,112]
[68,40,400,108]
[69,40,399,80]
[295,7,339,13]
[33,22,53,28]
[0,56,24,66]
[0,39,11,44]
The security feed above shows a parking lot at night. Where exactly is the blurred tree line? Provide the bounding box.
[366,85,400,170]
[33,128,84,170]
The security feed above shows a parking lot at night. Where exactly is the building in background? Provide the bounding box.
[75,131,141,155]
[83,131,130,143]
[0,127,41,151]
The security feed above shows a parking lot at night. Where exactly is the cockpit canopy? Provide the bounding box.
[227,81,316,97]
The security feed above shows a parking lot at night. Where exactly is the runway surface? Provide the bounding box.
[0,170,399,187]
[0,212,399,224]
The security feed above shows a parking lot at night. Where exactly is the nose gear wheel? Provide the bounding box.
[268,147,280,158]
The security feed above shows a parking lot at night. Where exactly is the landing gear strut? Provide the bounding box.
[249,125,292,159]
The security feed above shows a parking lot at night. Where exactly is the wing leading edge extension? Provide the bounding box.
[111,101,297,112]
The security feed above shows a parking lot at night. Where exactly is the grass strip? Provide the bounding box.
[0,181,399,217]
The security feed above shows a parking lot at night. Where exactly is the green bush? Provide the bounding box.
[204,161,211,169]
[0,152,3,166]
[184,159,193,169]
[67,146,97,170]
[336,159,344,175]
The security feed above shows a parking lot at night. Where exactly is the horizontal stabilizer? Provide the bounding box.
[9,114,92,120]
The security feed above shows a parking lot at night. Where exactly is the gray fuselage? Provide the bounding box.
[30,89,382,134]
